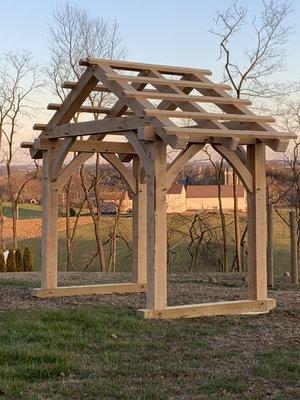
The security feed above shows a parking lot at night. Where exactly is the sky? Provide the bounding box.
[0,0,299,162]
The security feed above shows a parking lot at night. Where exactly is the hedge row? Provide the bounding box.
[0,247,33,273]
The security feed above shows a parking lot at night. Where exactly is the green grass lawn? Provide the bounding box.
[18,212,292,276]
[3,204,43,219]
[0,305,298,400]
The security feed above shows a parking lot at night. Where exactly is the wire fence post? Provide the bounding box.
[267,203,274,287]
[289,210,299,284]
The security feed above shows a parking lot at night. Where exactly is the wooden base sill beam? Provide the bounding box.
[31,282,147,298]
[137,298,276,320]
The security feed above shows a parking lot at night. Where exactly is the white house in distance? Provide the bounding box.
[166,181,246,213]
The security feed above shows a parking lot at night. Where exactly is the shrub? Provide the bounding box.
[23,246,33,272]
[69,207,76,217]
[15,248,23,271]
[6,249,16,272]
[0,250,5,272]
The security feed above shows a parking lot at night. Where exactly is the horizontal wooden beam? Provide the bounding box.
[70,140,136,154]
[20,141,33,149]
[33,123,47,131]
[137,299,276,319]
[145,109,275,123]
[48,103,134,115]
[34,115,147,137]
[80,57,212,76]
[62,81,111,92]
[105,74,231,91]
[164,127,293,141]
[30,138,136,154]
[32,282,147,298]
[125,90,252,105]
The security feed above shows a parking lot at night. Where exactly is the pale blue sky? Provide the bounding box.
[0,0,299,80]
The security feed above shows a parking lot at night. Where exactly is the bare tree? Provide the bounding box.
[209,0,293,271]
[47,1,127,271]
[274,100,300,266]
[0,51,43,250]
[203,147,228,272]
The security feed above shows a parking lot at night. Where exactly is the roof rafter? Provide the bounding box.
[31,57,296,169]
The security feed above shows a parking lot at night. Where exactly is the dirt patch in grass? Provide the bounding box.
[3,216,93,242]
[0,272,299,399]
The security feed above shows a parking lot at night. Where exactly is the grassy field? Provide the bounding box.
[3,204,88,220]
[3,204,43,219]
[0,272,298,400]
[18,211,292,276]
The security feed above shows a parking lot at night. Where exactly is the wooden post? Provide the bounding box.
[247,143,268,300]
[267,203,274,287]
[146,135,167,310]
[289,210,299,284]
[132,156,147,284]
[41,150,59,289]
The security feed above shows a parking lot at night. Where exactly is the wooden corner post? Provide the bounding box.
[247,143,268,300]
[132,156,147,284]
[41,149,59,289]
[145,135,167,311]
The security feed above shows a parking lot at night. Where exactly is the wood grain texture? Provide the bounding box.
[32,283,147,298]
[138,299,276,319]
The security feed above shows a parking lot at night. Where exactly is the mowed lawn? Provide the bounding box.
[0,271,299,400]
[18,211,292,276]
[3,204,43,219]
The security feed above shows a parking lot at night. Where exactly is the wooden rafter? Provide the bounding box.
[124,90,252,106]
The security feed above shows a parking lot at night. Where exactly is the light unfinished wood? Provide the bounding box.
[146,136,168,310]
[125,90,252,105]
[166,144,204,190]
[101,153,136,194]
[164,127,292,141]
[28,58,295,318]
[213,144,254,193]
[32,282,147,298]
[48,103,134,115]
[45,69,99,131]
[132,156,147,284]
[137,125,155,141]
[125,131,151,174]
[41,149,59,289]
[33,124,48,130]
[247,143,268,300]
[51,138,76,180]
[94,64,187,149]
[145,109,275,123]
[105,73,231,90]
[40,116,148,138]
[190,71,295,151]
[80,57,212,76]
[52,69,159,189]
[148,69,232,138]
[62,81,110,92]
[32,139,136,154]
[217,137,239,150]
[137,299,276,319]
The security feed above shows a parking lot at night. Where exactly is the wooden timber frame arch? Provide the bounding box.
[22,58,296,319]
